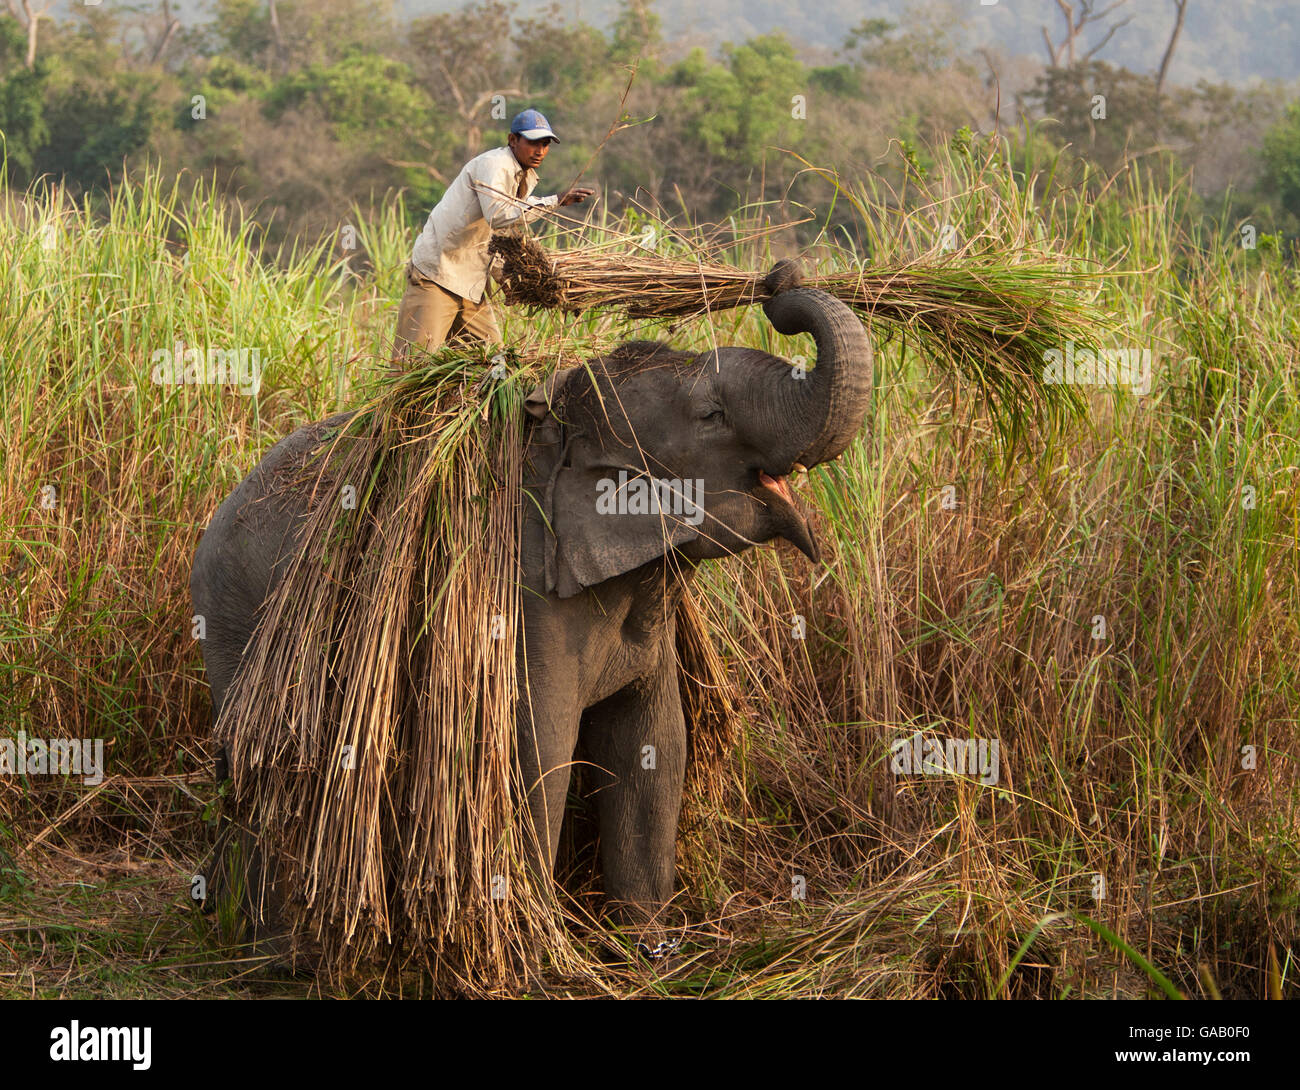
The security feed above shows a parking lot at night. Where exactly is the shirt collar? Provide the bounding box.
[507,147,536,183]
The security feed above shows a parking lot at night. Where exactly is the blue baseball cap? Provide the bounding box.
[511,108,559,142]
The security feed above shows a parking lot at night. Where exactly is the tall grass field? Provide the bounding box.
[1,142,1297,999]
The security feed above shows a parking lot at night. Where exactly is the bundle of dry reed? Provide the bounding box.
[210,349,737,991]
[490,234,1099,439]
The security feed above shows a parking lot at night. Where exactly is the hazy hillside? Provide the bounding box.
[398,0,1299,86]
[54,0,1296,86]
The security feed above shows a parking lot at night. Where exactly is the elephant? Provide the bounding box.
[190,260,873,955]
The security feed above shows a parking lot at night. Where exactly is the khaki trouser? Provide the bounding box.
[391,262,502,366]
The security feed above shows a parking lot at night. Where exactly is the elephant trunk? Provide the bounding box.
[760,264,874,469]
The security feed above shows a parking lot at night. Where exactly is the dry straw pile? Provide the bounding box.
[209,349,735,992]
[490,233,1101,441]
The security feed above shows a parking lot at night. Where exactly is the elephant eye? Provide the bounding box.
[701,407,725,422]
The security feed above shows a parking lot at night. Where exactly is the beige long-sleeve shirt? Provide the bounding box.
[410,145,560,303]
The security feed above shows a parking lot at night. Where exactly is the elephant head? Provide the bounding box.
[524,262,873,597]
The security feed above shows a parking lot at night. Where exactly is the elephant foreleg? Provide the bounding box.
[515,690,581,878]
[584,659,687,917]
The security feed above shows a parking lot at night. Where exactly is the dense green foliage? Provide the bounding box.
[0,0,1296,253]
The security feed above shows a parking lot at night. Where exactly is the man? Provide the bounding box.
[392,108,595,365]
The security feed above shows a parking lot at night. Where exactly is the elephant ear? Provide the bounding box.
[524,367,574,420]
[548,462,700,598]
[523,368,699,599]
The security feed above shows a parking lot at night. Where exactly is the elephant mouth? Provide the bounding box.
[757,471,820,563]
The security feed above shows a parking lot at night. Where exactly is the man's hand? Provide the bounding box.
[558,186,596,207]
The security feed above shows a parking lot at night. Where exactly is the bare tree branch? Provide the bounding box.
[461,87,525,159]
[268,0,283,50]
[13,0,56,69]
[436,56,468,115]
[1081,15,1134,61]
[380,158,450,185]
[149,0,181,65]
[1041,25,1064,67]
[1043,0,1130,68]
[1091,1,1133,22]
[1155,0,1190,96]
[1043,1,1081,66]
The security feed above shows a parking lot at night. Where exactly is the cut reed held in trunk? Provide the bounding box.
[206,348,737,991]
[490,233,1102,441]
